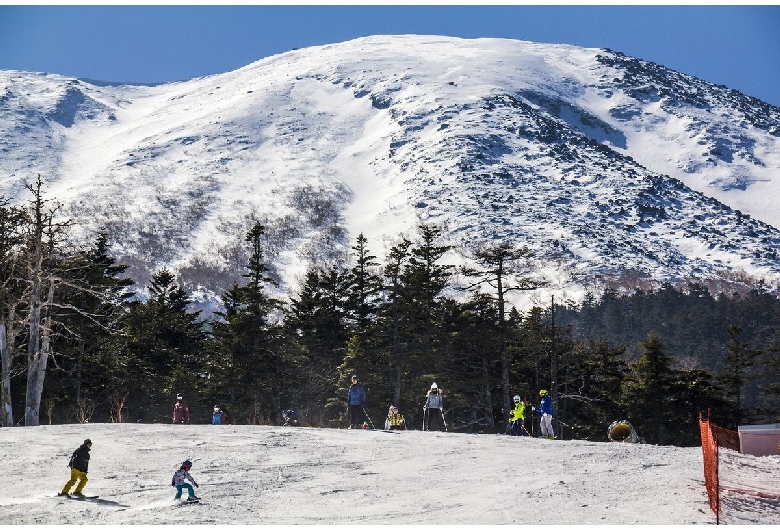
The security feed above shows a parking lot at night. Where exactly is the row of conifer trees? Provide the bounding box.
[2,180,778,445]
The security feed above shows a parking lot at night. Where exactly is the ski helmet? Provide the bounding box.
[351,374,358,381]
[84,439,92,445]
[539,389,548,396]
[182,460,192,468]
[513,395,521,403]
[176,393,183,400]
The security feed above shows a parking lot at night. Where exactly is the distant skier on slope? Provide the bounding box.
[385,405,406,430]
[172,393,190,424]
[171,459,200,502]
[347,375,366,429]
[423,382,445,431]
[212,405,226,425]
[538,389,555,439]
[508,395,526,436]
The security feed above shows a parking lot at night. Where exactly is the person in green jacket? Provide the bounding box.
[508,395,526,436]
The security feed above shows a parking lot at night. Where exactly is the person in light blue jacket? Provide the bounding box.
[423,382,445,431]
[347,374,366,429]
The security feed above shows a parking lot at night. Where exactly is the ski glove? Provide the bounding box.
[171,480,175,487]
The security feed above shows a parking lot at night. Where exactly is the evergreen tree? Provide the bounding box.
[377,237,411,409]
[715,325,762,427]
[209,221,284,424]
[398,224,453,375]
[345,233,383,335]
[444,293,503,432]
[329,335,377,427]
[668,367,725,445]
[560,339,627,440]
[620,332,676,444]
[287,265,351,425]
[123,268,205,422]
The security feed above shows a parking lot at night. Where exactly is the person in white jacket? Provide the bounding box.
[423,382,445,431]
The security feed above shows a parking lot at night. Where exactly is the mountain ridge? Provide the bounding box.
[1,35,780,310]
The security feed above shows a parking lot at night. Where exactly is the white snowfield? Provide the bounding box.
[4,35,780,314]
[4,421,773,525]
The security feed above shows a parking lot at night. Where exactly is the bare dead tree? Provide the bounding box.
[0,196,27,427]
[23,175,72,426]
[461,241,547,426]
[109,392,129,423]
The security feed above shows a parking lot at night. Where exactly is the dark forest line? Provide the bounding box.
[2,181,778,447]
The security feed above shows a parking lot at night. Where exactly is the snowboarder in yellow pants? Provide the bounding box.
[59,439,91,497]
[62,468,88,495]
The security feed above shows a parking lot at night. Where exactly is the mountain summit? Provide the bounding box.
[2,35,780,307]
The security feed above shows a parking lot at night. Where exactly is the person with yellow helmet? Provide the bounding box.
[538,389,555,439]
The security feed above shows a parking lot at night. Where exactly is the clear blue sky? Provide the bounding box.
[1,5,779,107]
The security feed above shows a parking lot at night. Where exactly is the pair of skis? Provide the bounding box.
[422,407,447,432]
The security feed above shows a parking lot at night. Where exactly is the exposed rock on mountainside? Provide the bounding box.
[1,35,779,308]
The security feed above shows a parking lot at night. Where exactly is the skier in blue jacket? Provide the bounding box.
[212,405,226,425]
[347,374,366,429]
[538,389,555,439]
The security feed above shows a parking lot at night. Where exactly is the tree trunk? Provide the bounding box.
[394,362,401,408]
[483,356,494,431]
[500,339,510,424]
[550,295,558,435]
[0,321,12,427]
[24,275,51,426]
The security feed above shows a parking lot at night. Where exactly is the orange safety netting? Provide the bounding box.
[699,414,720,522]
[699,413,780,525]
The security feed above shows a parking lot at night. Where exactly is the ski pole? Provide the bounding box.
[362,406,376,429]
[522,422,531,436]
[556,418,571,440]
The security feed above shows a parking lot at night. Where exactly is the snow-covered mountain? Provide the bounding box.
[2,35,780,309]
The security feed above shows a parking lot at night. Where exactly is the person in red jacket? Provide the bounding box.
[172,394,190,424]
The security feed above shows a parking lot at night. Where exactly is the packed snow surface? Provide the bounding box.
[1,423,777,525]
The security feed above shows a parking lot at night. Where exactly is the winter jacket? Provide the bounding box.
[510,401,525,421]
[539,396,553,416]
[171,468,198,488]
[425,390,443,410]
[347,383,366,406]
[68,444,91,473]
[172,401,189,423]
[212,411,225,425]
[385,412,406,430]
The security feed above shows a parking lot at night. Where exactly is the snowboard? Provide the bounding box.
[60,494,99,500]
